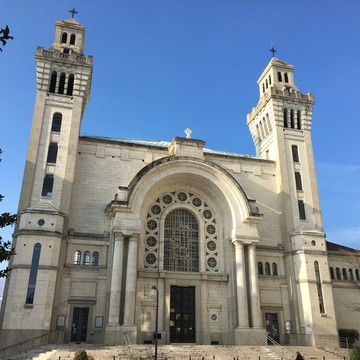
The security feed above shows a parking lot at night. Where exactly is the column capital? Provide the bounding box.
[231,235,259,245]
[112,228,140,239]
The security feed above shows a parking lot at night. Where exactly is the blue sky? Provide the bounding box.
[1,0,360,296]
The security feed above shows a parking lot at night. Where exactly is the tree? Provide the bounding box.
[0,149,16,277]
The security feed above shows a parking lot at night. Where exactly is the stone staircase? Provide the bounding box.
[4,344,349,360]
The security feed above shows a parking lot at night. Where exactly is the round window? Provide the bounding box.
[147,219,158,231]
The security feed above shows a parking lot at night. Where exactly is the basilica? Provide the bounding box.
[0,17,359,351]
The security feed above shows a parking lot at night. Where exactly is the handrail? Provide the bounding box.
[122,331,134,359]
[0,332,49,352]
[265,334,296,360]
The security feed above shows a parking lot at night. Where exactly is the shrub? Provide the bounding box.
[73,349,88,360]
[350,346,360,360]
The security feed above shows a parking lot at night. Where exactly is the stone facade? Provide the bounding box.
[1,17,359,351]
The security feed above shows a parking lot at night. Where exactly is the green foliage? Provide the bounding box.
[73,349,88,360]
[350,346,360,360]
[0,149,17,277]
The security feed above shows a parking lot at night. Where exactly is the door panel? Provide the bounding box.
[71,307,89,342]
[170,286,195,343]
[265,312,279,344]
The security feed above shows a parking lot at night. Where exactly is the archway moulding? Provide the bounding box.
[106,156,263,238]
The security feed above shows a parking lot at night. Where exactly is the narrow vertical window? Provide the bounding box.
[262,83,265,93]
[92,252,99,266]
[83,251,90,266]
[258,262,264,275]
[329,267,334,279]
[73,251,81,265]
[292,145,299,163]
[314,261,325,313]
[278,72,282,82]
[269,75,271,85]
[265,262,270,275]
[336,267,341,279]
[349,269,354,280]
[295,172,303,191]
[41,175,54,197]
[342,268,348,280]
[297,110,302,129]
[272,263,278,276]
[61,32,68,43]
[284,72,289,83]
[298,200,306,220]
[51,113,62,132]
[46,143,58,164]
[283,108,288,128]
[67,73,74,96]
[355,269,360,281]
[49,71,57,93]
[266,79,268,89]
[25,243,41,304]
[256,125,261,141]
[290,109,295,128]
[58,72,66,94]
[70,33,76,45]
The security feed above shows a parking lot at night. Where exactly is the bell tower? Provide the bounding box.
[247,57,338,345]
[0,16,92,343]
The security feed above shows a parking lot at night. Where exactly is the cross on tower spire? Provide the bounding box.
[269,46,277,57]
[69,7,78,19]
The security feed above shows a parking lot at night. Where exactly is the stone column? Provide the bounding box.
[234,241,249,328]
[108,232,124,324]
[248,244,262,328]
[123,234,139,325]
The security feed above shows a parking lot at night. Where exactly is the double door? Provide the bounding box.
[71,307,89,342]
[170,286,195,343]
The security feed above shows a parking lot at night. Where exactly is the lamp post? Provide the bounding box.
[151,286,159,360]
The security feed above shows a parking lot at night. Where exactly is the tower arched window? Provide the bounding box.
[272,263,278,276]
[61,32,68,43]
[336,267,341,279]
[92,251,99,266]
[297,110,302,129]
[355,269,360,281]
[278,72,282,82]
[47,143,58,164]
[314,261,325,313]
[284,72,289,83]
[73,251,81,265]
[258,262,264,275]
[58,72,66,94]
[70,33,76,45]
[265,262,270,275]
[283,108,288,128]
[41,174,54,197]
[349,268,354,280]
[262,83,265,93]
[292,145,299,163]
[342,268,348,280]
[266,79,268,89]
[83,251,90,266]
[49,71,57,93]
[25,243,41,304]
[51,113,62,132]
[290,109,295,128]
[269,75,272,85]
[67,73,74,96]
[164,209,199,272]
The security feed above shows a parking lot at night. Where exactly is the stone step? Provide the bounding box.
[6,345,348,360]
